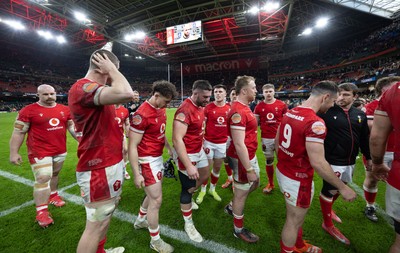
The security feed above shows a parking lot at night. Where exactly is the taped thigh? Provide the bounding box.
[85,201,116,222]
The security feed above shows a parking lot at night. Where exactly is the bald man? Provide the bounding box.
[9,84,76,228]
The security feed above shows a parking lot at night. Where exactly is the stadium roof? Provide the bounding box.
[0,0,394,64]
[326,0,400,19]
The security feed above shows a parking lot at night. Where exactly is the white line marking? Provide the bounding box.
[0,170,245,253]
[348,182,394,227]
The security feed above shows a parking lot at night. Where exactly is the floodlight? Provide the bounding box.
[302,28,313,35]
[248,6,260,15]
[124,53,130,57]
[315,17,329,28]
[135,31,146,39]
[56,35,66,44]
[263,2,280,12]
[124,31,146,41]
[135,56,144,60]
[37,30,54,39]
[74,11,90,23]
[3,20,26,30]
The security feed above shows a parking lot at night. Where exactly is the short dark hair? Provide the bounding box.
[338,82,358,96]
[152,80,178,99]
[213,84,227,92]
[192,80,212,92]
[234,75,255,94]
[375,76,400,97]
[262,83,275,90]
[311,80,339,96]
[89,49,119,70]
[229,87,236,95]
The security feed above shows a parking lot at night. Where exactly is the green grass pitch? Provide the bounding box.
[0,109,394,253]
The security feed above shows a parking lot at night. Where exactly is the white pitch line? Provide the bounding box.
[0,170,77,218]
[0,170,245,253]
[348,182,394,227]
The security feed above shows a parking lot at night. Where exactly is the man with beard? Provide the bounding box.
[173,80,212,242]
[9,84,76,228]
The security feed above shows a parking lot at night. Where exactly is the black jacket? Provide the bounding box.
[318,104,371,166]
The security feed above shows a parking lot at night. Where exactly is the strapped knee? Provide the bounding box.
[179,171,195,204]
[33,166,52,191]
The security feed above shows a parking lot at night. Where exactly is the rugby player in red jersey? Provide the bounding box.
[10,84,76,227]
[69,49,134,253]
[173,80,212,242]
[362,76,400,222]
[196,84,230,204]
[254,83,287,194]
[371,81,400,253]
[129,80,177,253]
[276,81,356,253]
[226,76,260,243]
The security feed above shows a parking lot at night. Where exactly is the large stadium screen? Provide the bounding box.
[166,20,202,45]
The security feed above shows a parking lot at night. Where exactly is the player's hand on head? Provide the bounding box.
[134,174,145,189]
[10,154,22,165]
[92,53,117,75]
[371,163,389,181]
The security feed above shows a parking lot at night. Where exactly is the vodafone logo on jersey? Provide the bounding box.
[115,117,122,124]
[49,118,60,126]
[266,113,274,120]
[217,116,225,125]
[160,123,166,133]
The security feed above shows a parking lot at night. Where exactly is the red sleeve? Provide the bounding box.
[76,81,103,107]
[230,110,246,130]
[17,106,31,123]
[130,111,148,134]
[174,106,192,125]
[304,119,326,144]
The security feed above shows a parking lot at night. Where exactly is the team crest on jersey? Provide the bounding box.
[266,113,274,120]
[131,115,142,125]
[49,118,60,126]
[217,116,225,125]
[284,192,291,199]
[204,147,210,154]
[311,121,326,135]
[83,82,98,93]
[231,113,241,124]
[176,112,186,122]
[113,180,121,191]
[157,171,162,180]
[160,123,166,133]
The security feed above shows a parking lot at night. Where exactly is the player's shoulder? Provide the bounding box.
[275,99,287,106]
